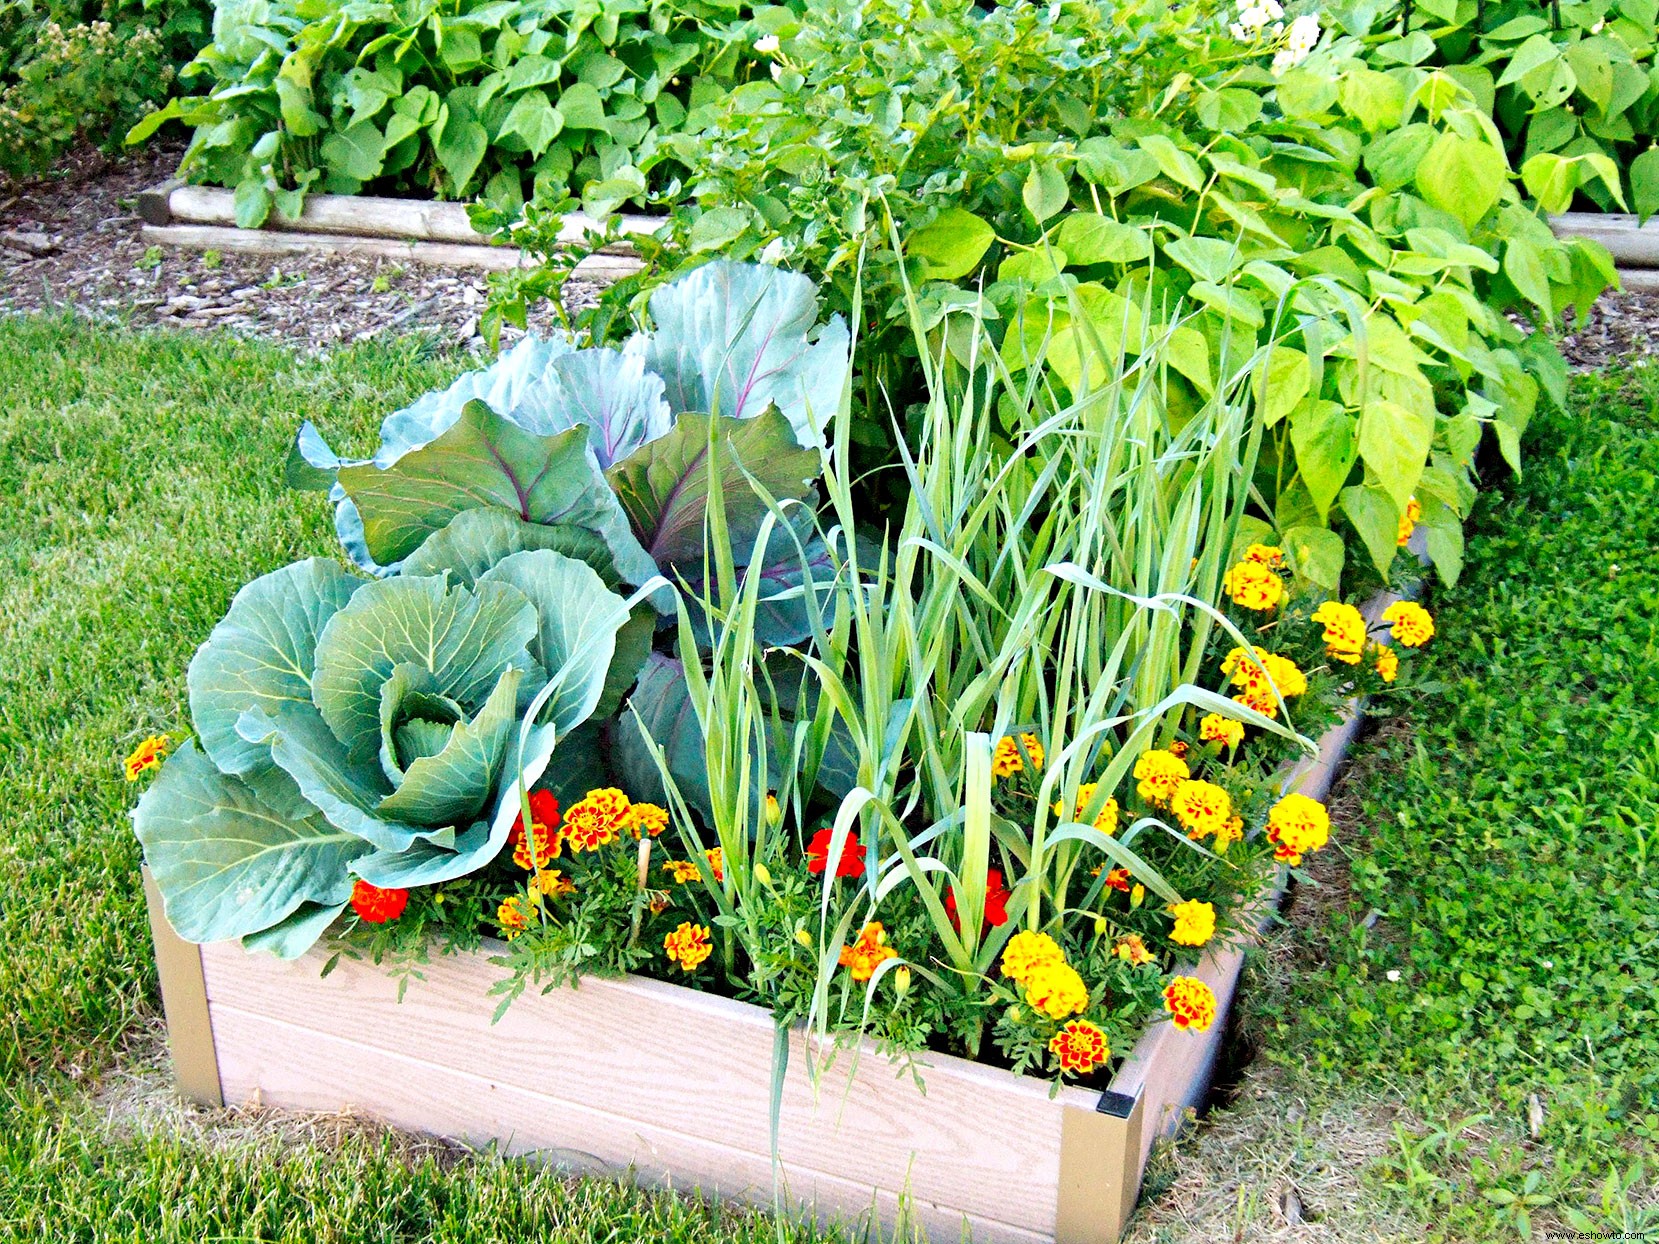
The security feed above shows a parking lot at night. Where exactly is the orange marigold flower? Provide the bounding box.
[508,789,561,869]
[498,895,531,940]
[1001,929,1065,983]
[1052,782,1120,834]
[1199,712,1245,749]
[1049,1019,1112,1074]
[627,801,670,838]
[1024,960,1089,1020]
[1133,749,1189,805]
[349,879,408,924]
[1381,600,1434,647]
[1114,933,1155,966]
[839,921,898,981]
[1310,600,1367,665]
[1243,543,1285,568]
[531,868,575,898]
[563,787,632,851]
[1169,898,1216,947]
[992,732,1046,779]
[1222,560,1283,611]
[806,828,866,878]
[647,893,670,915]
[945,867,1011,930]
[1169,779,1233,841]
[123,734,170,782]
[1396,496,1421,547]
[705,846,725,882]
[1267,792,1331,866]
[663,859,702,884]
[1102,867,1132,893]
[1371,642,1399,683]
[664,921,713,971]
[1214,815,1244,852]
[1163,975,1217,1032]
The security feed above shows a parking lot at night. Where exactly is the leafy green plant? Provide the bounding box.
[125,0,781,224]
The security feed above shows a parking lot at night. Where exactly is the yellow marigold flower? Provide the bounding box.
[664,921,713,971]
[1243,543,1285,567]
[1052,782,1120,834]
[1396,496,1421,547]
[498,895,531,940]
[1023,960,1090,1020]
[531,868,575,897]
[1381,600,1434,647]
[992,732,1046,778]
[1199,713,1245,749]
[123,734,170,782]
[1168,779,1233,841]
[1001,930,1066,983]
[1133,749,1189,805]
[563,787,632,851]
[1168,898,1217,947]
[1214,815,1244,852]
[1163,975,1217,1032]
[1222,647,1306,699]
[1114,933,1155,966]
[1222,560,1284,611]
[663,859,702,884]
[1372,643,1399,683]
[627,801,670,838]
[838,921,897,981]
[1310,600,1367,665]
[1267,792,1332,866]
[1049,1018,1111,1074]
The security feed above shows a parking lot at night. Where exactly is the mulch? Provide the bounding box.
[3,143,1655,368]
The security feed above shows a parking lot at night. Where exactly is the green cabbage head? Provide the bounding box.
[135,518,655,958]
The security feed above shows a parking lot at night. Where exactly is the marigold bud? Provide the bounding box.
[795,927,814,948]
[754,861,773,886]
[894,966,912,995]
[1094,914,1108,936]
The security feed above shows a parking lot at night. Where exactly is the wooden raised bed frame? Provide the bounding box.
[142,586,1402,1244]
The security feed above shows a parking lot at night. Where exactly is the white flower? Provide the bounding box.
[1230,0,1283,39]
[1386,969,1401,982]
[759,237,787,266]
[1286,12,1320,51]
[770,61,784,82]
[753,34,780,54]
[1591,16,1605,31]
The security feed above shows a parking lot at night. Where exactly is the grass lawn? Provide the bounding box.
[1,314,1654,1241]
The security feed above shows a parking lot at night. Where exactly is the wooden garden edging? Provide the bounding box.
[135,182,659,278]
[141,582,1411,1244]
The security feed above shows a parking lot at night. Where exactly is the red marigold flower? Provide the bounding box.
[806,828,866,878]
[944,867,1011,930]
[1102,867,1132,893]
[350,879,408,924]
[1049,1019,1111,1075]
[507,789,561,869]
[123,734,170,782]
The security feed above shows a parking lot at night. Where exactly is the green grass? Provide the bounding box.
[1226,362,1659,1240]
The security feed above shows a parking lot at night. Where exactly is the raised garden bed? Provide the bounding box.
[141,573,1404,1244]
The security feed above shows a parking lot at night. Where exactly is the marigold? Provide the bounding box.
[1023,960,1090,1020]
[1102,867,1132,893]
[1163,975,1217,1032]
[1199,713,1245,749]
[531,868,575,898]
[764,793,782,827]
[1214,815,1244,852]
[350,879,408,924]
[1133,749,1189,805]
[992,732,1046,778]
[1223,646,1308,701]
[1052,782,1120,834]
[563,787,632,851]
[1114,933,1155,966]
[498,895,531,940]
[663,859,702,884]
[806,828,866,878]
[1396,496,1421,547]
[123,734,170,782]
[1001,929,1066,983]
[945,867,1011,930]
[1266,792,1331,866]
[1169,898,1217,947]
[839,922,897,981]
[705,846,725,882]
[1049,1019,1111,1074]
[1169,779,1233,841]
[664,921,713,971]
[1243,543,1285,568]
[1381,600,1434,647]
[1371,642,1399,683]
[627,801,670,838]
[1222,560,1284,611]
[1310,600,1367,665]
[508,789,561,869]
